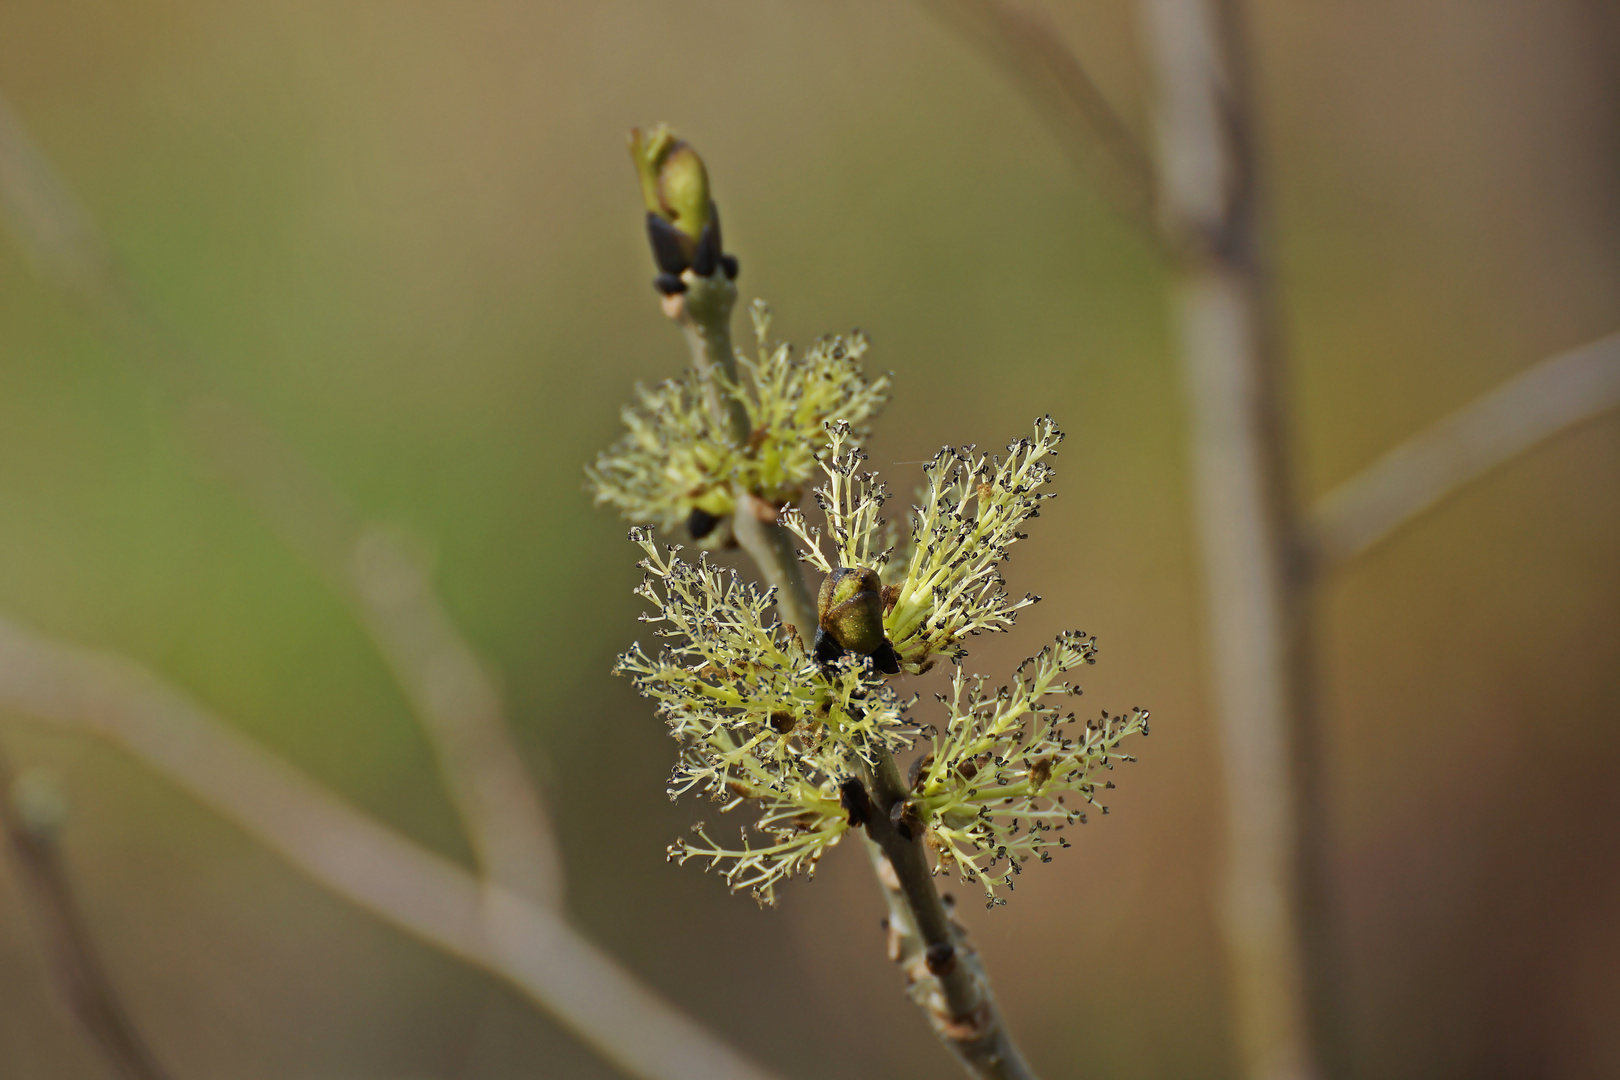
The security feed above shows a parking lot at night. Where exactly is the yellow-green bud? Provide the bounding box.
[628,125,737,294]
[818,567,886,656]
[628,124,712,244]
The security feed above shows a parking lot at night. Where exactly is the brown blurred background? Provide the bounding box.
[0,1,1617,1077]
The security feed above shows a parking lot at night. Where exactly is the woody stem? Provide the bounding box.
[856,752,1036,1080]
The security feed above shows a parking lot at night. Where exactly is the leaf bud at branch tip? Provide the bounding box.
[627,124,738,292]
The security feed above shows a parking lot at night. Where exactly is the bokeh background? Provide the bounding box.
[1,1,1617,1078]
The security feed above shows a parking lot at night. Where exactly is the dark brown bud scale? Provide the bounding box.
[889,798,924,841]
[840,777,871,828]
[924,942,957,976]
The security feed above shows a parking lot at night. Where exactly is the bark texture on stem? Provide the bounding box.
[859,754,1035,1080]
[1141,2,1332,1078]
[0,748,175,1080]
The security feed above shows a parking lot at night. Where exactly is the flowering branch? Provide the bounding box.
[594,127,1154,1079]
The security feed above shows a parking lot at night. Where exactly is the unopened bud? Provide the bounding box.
[627,125,738,292]
[814,567,901,673]
[819,566,885,654]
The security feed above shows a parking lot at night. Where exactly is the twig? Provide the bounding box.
[679,286,1035,1080]
[665,277,753,448]
[0,614,781,1080]
[857,757,1035,1080]
[1140,1,1331,1078]
[1309,331,1620,569]
[729,495,819,647]
[662,273,820,635]
[185,398,564,908]
[0,747,175,1080]
[911,0,1162,247]
[0,92,561,908]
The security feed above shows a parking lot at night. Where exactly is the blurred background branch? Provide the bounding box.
[1138,2,1331,1078]
[0,613,781,1080]
[1311,332,1620,568]
[0,86,800,1079]
[911,0,1161,245]
[0,91,561,908]
[0,746,175,1080]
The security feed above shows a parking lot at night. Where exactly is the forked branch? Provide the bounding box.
[0,92,561,909]
[0,614,780,1080]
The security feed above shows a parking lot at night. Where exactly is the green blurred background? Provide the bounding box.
[1,1,1617,1077]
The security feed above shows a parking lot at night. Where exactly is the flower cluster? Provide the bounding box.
[617,412,1149,907]
[910,635,1148,900]
[616,529,916,903]
[587,303,889,539]
[782,417,1063,672]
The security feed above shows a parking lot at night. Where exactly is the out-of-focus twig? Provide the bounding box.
[1310,332,1620,569]
[0,614,781,1080]
[0,748,175,1080]
[0,98,120,301]
[912,0,1162,246]
[1140,2,1331,1078]
[0,93,561,909]
[185,398,565,909]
